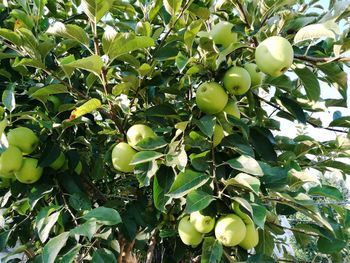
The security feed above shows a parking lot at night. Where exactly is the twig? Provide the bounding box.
[294,54,350,64]
[78,238,98,263]
[269,222,319,237]
[54,179,78,226]
[230,0,250,27]
[145,229,159,263]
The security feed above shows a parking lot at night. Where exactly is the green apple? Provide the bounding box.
[196,82,228,114]
[223,66,251,95]
[239,223,259,250]
[7,127,39,154]
[244,63,265,87]
[213,124,224,147]
[255,36,294,77]
[112,142,137,173]
[178,216,203,247]
[127,124,156,150]
[50,152,66,170]
[210,21,237,48]
[135,21,152,37]
[223,99,240,119]
[190,211,215,233]
[15,158,43,184]
[215,214,246,247]
[0,146,23,178]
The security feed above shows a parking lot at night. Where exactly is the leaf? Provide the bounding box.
[193,115,216,138]
[251,204,267,229]
[226,155,264,176]
[247,254,276,263]
[184,20,202,52]
[135,136,168,150]
[317,236,346,254]
[42,232,70,263]
[11,9,34,29]
[61,55,104,77]
[294,23,336,43]
[91,248,117,263]
[82,0,115,23]
[0,28,22,46]
[164,0,183,15]
[2,86,16,112]
[47,22,89,47]
[184,190,215,213]
[83,207,122,226]
[60,245,82,263]
[70,220,99,240]
[279,96,306,124]
[201,237,223,263]
[329,116,350,128]
[175,52,189,73]
[255,229,274,256]
[167,169,210,198]
[153,166,175,212]
[221,134,255,157]
[69,98,102,120]
[29,84,68,103]
[224,173,261,194]
[250,127,277,162]
[36,208,61,243]
[130,151,164,165]
[287,169,321,190]
[294,67,320,101]
[0,230,11,251]
[134,160,159,187]
[308,185,343,201]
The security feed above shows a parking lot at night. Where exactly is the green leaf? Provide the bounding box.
[16,28,40,59]
[167,169,210,198]
[255,229,274,256]
[184,190,215,213]
[135,136,168,150]
[83,207,122,226]
[226,155,264,176]
[70,98,102,120]
[294,67,320,101]
[294,23,336,43]
[149,0,163,22]
[308,185,343,201]
[130,151,164,165]
[193,115,216,138]
[164,0,183,15]
[2,86,16,112]
[329,116,350,128]
[201,237,223,263]
[247,254,276,263]
[36,208,61,243]
[279,96,306,124]
[319,160,350,174]
[0,28,22,46]
[252,204,267,229]
[60,245,82,263]
[317,236,346,254]
[224,173,261,194]
[0,231,11,251]
[82,0,114,22]
[42,232,70,263]
[221,134,255,157]
[29,84,68,103]
[134,160,159,187]
[61,55,104,77]
[184,20,203,52]
[70,220,99,240]
[287,169,321,190]
[47,22,89,47]
[175,52,189,73]
[250,127,277,162]
[11,9,34,29]
[91,248,117,263]
[153,166,175,212]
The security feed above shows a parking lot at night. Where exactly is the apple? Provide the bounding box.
[50,152,66,170]
[223,99,240,119]
[7,127,39,154]
[178,216,203,247]
[135,21,152,37]
[239,223,259,250]
[244,63,265,87]
[210,21,237,48]
[112,142,137,173]
[255,36,294,77]
[15,158,43,184]
[190,211,215,233]
[196,82,228,114]
[127,124,156,150]
[215,214,246,247]
[0,146,23,178]
[213,124,224,147]
[223,66,251,95]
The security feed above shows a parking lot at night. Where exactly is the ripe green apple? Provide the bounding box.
[178,216,203,247]
[223,99,240,119]
[223,66,251,95]
[127,124,156,150]
[210,21,237,48]
[50,152,66,170]
[196,82,228,114]
[15,158,43,184]
[239,223,259,250]
[215,214,246,247]
[112,142,137,173]
[7,127,39,154]
[213,124,224,147]
[255,36,294,77]
[190,211,215,233]
[0,146,23,178]
[244,63,265,87]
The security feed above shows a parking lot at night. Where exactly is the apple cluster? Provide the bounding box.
[178,202,259,250]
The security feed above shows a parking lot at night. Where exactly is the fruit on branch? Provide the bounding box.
[222,99,240,119]
[196,82,228,114]
[135,21,152,37]
[244,63,265,87]
[190,211,216,233]
[7,127,39,154]
[49,151,66,170]
[15,158,43,184]
[255,36,294,77]
[178,216,203,247]
[239,222,259,250]
[223,66,251,95]
[213,124,224,147]
[112,142,137,173]
[0,146,23,178]
[215,214,246,247]
[210,21,237,48]
[127,124,156,150]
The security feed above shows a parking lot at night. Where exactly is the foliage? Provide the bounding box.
[0,0,349,262]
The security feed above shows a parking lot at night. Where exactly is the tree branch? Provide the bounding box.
[294,54,350,64]
[269,222,319,237]
[145,229,158,263]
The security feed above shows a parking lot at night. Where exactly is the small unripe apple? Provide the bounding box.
[223,100,240,119]
[126,124,156,150]
[223,66,251,95]
[255,36,294,77]
[178,216,203,247]
[239,223,259,250]
[112,142,137,173]
[210,21,237,48]
[15,158,43,184]
[0,146,23,178]
[213,124,224,147]
[215,214,246,247]
[7,127,39,154]
[190,211,215,233]
[244,63,265,87]
[196,82,228,114]
[49,152,66,170]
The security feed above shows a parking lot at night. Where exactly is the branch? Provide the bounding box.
[145,229,158,263]
[54,179,78,226]
[230,0,250,27]
[294,54,350,64]
[269,222,319,237]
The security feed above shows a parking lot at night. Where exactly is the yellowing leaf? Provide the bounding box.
[69,98,101,120]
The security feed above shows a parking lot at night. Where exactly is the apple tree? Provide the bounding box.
[0,0,349,262]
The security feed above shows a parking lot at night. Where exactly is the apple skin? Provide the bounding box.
[178,216,203,247]
[255,36,294,77]
[244,63,265,87]
[196,82,228,114]
[213,124,224,147]
[112,142,137,173]
[50,152,66,170]
[223,99,240,119]
[210,21,237,48]
[0,146,23,178]
[15,158,43,184]
[223,66,251,95]
[7,127,39,154]
[239,223,259,250]
[215,214,247,247]
[190,211,215,233]
[127,124,156,150]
